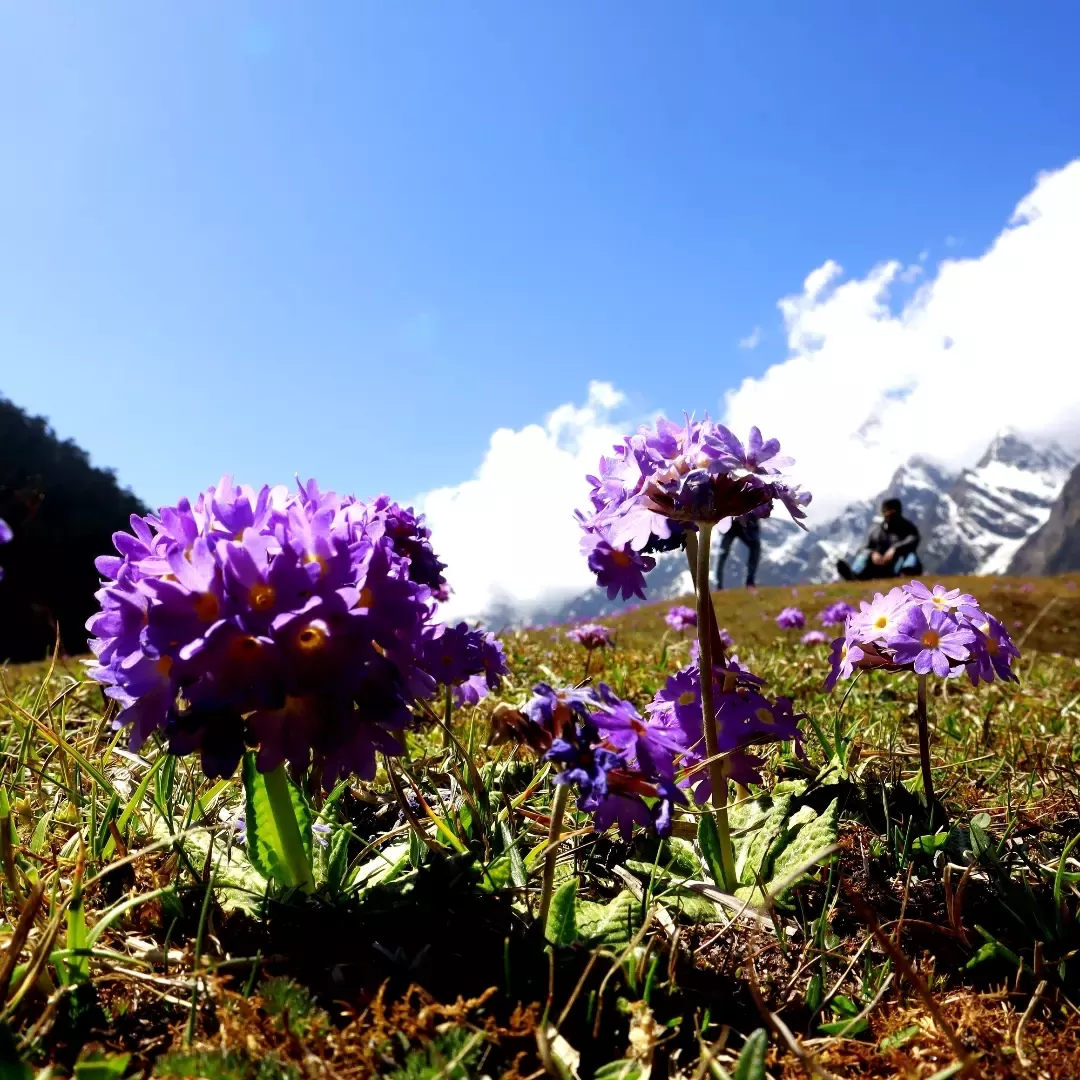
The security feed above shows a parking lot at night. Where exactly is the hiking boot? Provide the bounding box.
[836,560,855,581]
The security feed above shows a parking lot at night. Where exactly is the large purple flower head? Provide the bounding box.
[665,605,697,633]
[566,623,614,651]
[86,476,459,783]
[826,580,1020,689]
[576,417,810,600]
[452,631,508,707]
[818,600,857,628]
[776,607,806,630]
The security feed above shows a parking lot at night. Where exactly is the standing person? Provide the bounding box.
[715,514,761,589]
[837,498,921,581]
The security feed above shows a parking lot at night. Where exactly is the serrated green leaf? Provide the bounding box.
[546,879,579,945]
[242,754,312,888]
[732,1028,768,1080]
[324,827,350,893]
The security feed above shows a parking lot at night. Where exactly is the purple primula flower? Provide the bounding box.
[576,416,810,600]
[889,607,975,677]
[966,614,1021,686]
[590,695,687,779]
[818,600,856,628]
[85,477,455,783]
[583,535,655,601]
[825,637,866,691]
[801,630,828,645]
[566,623,615,650]
[776,607,805,630]
[453,631,508,707]
[849,587,909,644]
[665,605,697,633]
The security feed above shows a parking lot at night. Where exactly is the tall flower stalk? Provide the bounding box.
[537,781,570,927]
[690,524,737,889]
[915,673,935,820]
[262,763,316,893]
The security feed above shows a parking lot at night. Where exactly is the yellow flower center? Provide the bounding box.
[356,586,374,609]
[611,549,632,568]
[155,656,173,677]
[755,707,774,726]
[193,592,220,623]
[249,583,275,612]
[229,634,263,661]
[677,690,696,707]
[304,553,327,576]
[296,622,328,652]
[873,615,888,631]
[921,630,940,649]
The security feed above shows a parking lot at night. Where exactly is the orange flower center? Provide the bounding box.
[249,583,275,612]
[297,622,328,652]
[921,630,940,649]
[193,592,220,623]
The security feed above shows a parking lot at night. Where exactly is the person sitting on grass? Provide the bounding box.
[716,514,761,589]
[837,498,922,581]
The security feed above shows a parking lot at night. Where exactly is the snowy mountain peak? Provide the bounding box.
[977,429,1074,473]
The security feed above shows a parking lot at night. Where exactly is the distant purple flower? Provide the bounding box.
[818,600,856,628]
[888,608,975,677]
[566,624,614,651]
[665,605,697,632]
[801,630,828,645]
[904,581,979,618]
[776,607,805,630]
[0,517,9,581]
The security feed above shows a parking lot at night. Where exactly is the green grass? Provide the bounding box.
[0,572,1078,1078]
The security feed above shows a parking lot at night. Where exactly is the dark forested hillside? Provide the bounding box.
[0,397,147,662]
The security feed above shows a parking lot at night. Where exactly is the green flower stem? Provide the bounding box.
[538,780,570,928]
[916,673,937,825]
[693,523,737,891]
[262,763,315,894]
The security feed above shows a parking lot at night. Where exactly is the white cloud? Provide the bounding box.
[723,159,1080,521]
[738,326,762,350]
[419,381,634,622]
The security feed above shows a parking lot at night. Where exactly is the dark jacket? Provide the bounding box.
[866,515,919,557]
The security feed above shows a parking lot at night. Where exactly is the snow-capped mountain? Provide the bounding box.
[544,431,1075,624]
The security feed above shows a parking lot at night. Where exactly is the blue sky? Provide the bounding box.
[2,3,1078,510]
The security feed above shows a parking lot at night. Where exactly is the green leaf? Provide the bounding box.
[698,813,728,890]
[574,890,643,948]
[879,1024,922,1051]
[74,1052,132,1080]
[324,827,351,894]
[242,754,312,888]
[732,1028,769,1080]
[545,879,579,946]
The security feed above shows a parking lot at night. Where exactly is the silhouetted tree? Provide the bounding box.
[0,397,148,662]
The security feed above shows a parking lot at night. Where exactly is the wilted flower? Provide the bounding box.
[776,607,805,630]
[85,477,469,783]
[801,630,828,645]
[665,605,697,632]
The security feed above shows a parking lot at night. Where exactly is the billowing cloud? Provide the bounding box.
[724,159,1080,520]
[419,381,634,622]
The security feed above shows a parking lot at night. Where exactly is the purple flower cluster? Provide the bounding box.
[566,624,615,651]
[647,657,806,804]
[818,600,856,628]
[801,630,828,646]
[664,605,697,633]
[827,581,1020,689]
[776,606,806,630]
[576,418,811,600]
[0,517,9,580]
[86,476,505,783]
[520,683,686,840]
